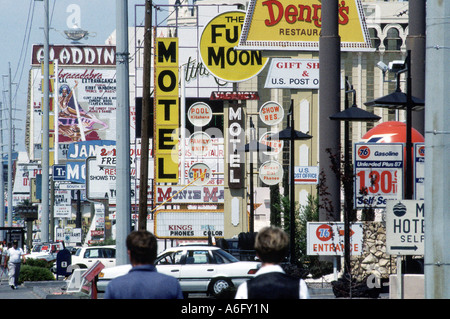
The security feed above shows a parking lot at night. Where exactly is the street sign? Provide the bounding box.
[354,143,403,208]
[386,200,424,255]
[307,222,363,256]
[53,164,67,180]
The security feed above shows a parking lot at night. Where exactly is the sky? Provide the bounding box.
[0,0,152,152]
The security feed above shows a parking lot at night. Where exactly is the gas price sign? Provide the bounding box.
[354,143,403,208]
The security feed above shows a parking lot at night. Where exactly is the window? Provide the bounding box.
[186,250,209,264]
[368,28,380,49]
[384,28,402,51]
[102,248,115,258]
[156,251,183,265]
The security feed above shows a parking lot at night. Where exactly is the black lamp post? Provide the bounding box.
[365,50,425,200]
[330,77,380,280]
[243,118,272,234]
[271,100,312,263]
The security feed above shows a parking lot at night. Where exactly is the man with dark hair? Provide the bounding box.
[105,231,183,299]
[235,226,310,299]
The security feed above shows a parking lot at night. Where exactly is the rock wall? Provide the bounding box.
[350,222,396,282]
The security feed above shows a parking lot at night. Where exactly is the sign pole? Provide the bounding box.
[396,255,403,299]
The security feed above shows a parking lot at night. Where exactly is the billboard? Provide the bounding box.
[238,0,372,51]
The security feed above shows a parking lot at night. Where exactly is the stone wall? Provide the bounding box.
[350,222,396,282]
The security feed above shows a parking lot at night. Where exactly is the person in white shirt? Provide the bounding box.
[4,241,25,289]
[235,226,310,299]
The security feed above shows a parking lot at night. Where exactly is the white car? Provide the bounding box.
[97,245,260,296]
[71,245,116,269]
[24,242,65,262]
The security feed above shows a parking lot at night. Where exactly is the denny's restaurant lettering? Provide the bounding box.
[199,11,268,82]
[155,38,179,183]
[238,0,372,51]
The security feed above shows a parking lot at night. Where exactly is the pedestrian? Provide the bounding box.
[4,241,25,289]
[235,226,310,299]
[104,230,183,299]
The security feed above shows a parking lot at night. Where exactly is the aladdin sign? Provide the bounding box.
[238,0,372,51]
[32,45,116,66]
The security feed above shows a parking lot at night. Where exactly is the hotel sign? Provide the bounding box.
[238,0,372,51]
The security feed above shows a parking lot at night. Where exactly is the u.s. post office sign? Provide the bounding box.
[238,0,373,51]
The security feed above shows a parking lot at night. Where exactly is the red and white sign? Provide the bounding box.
[259,160,283,185]
[307,222,363,256]
[188,132,212,156]
[188,163,212,185]
[259,132,283,155]
[188,102,212,127]
[354,143,403,208]
[264,58,320,89]
[259,101,284,126]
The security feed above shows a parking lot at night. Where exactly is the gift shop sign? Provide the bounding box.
[354,143,403,208]
[265,58,320,89]
[307,222,363,256]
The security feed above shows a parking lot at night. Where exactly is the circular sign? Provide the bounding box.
[357,145,371,159]
[259,131,284,155]
[316,224,333,242]
[259,160,283,185]
[188,102,212,127]
[259,101,284,126]
[188,131,212,156]
[199,11,268,82]
[188,163,211,185]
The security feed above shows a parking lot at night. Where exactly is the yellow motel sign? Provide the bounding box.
[238,0,373,51]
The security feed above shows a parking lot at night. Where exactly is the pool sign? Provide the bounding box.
[199,11,268,82]
[386,200,424,255]
[188,102,212,127]
[307,222,363,256]
[354,143,403,208]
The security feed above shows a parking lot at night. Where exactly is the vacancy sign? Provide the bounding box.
[386,200,424,255]
[307,222,363,256]
[354,143,403,209]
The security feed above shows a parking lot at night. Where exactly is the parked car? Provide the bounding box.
[24,242,65,262]
[71,245,116,269]
[97,245,260,296]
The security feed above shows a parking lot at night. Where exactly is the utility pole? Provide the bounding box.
[138,0,152,230]
[41,0,50,242]
[7,64,13,228]
[115,0,131,265]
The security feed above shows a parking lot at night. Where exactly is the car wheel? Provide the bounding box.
[209,278,233,297]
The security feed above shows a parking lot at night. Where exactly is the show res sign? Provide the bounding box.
[199,11,268,82]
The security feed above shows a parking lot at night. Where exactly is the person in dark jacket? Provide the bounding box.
[105,230,183,299]
[235,226,309,299]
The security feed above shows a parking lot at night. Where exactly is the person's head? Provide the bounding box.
[254,226,289,264]
[126,230,158,266]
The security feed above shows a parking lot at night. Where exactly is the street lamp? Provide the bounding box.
[330,77,380,282]
[242,117,271,234]
[365,50,425,200]
[270,100,312,264]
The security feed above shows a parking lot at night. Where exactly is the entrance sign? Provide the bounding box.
[354,143,403,208]
[199,11,268,82]
[238,0,372,51]
[259,160,283,185]
[386,200,424,255]
[155,210,224,239]
[265,58,320,89]
[259,101,284,126]
[154,38,179,183]
[307,222,363,256]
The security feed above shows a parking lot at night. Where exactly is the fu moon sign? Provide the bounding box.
[199,11,268,82]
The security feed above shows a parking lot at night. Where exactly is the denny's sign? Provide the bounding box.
[238,0,372,51]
